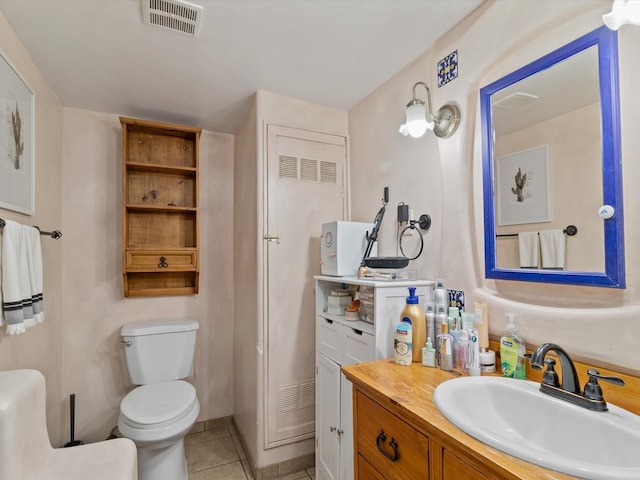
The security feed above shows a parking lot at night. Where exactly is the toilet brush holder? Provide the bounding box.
[63,393,84,447]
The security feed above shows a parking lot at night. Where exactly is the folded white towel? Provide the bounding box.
[539,229,565,270]
[1,220,32,335]
[518,231,540,269]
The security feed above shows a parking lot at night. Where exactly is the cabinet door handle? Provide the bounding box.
[376,430,399,462]
[329,426,337,433]
[158,256,169,268]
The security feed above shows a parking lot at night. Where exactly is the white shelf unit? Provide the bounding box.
[314,275,433,480]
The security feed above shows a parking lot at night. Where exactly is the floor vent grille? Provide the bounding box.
[142,0,204,37]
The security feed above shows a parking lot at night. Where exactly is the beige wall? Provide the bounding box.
[0,10,65,443]
[349,0,640,372]
[60,108,235,444]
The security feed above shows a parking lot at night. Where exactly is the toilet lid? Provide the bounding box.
[120,381,197,429]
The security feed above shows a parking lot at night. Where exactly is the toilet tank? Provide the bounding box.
[121,318,199,385]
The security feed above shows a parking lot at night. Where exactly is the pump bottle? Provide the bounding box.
[400,287,426,362]
[421,337,436,367]
[500,313,526,379]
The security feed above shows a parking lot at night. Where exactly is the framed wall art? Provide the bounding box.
[0,49,34,215]
[496,144,551,226]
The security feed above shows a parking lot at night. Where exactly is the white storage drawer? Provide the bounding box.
[315,276,434,480]
[342,324,375,365]
[316,316,344,363]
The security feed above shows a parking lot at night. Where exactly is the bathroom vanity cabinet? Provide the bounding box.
[343,360,577,480]
[314,276,433,480]
[120,117,201,297]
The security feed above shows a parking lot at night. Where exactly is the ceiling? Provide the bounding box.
[0,0,483,134]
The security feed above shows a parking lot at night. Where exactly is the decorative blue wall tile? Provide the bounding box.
[438,50,458,87]
[448,289,465,312]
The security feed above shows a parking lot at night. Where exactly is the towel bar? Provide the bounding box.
[0,218,62,239]
[496,224,577,239]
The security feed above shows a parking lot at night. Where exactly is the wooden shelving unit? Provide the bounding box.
[120,117,201,297]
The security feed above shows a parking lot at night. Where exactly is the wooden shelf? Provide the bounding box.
[125,204,198,213]
[126,161,197,175]
[121,117,201,297]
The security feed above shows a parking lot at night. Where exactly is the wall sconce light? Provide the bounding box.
[603,0,640,30]
[398,81,460,139]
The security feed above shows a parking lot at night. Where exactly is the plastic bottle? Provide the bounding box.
[459,330,469,373]
[424,302,436,350]
[467,328,481,376]
[433,279,448,310]
[448,308,461,368]
[436,320,453,371]
[500,313,527,379]
[394,319,412,366]
[421,337,436,367]
[461,311,475,332]
[400,287,426,363]
[434,304,447,361]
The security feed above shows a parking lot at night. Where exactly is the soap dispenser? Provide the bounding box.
[400,287,426,363]
[500,313,526,379]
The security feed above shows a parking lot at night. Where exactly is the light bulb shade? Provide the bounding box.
[398,102,434,138]
[603,0,640,30]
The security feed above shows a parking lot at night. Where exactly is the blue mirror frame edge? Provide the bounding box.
[480,26,625,288]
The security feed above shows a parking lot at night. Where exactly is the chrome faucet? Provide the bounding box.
[529,343,625,412]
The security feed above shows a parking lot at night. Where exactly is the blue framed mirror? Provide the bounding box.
[481,26,624,288]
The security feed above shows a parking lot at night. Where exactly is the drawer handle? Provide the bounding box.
[376,430,399,462]
[158,256,169,268]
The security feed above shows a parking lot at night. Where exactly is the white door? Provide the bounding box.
[265,124,347,447]
[316,353,341,480]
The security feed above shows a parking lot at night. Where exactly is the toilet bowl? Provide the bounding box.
[118,318,199,480]
[118,381,199,480]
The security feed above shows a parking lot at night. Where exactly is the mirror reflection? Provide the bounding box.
[481,26,625,288]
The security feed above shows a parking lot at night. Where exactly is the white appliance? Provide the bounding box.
[321,221,375,276]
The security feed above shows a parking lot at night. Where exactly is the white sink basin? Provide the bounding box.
[433,376,640,479]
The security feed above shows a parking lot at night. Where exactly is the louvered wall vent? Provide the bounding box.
[277,381,315,414]
[141,0,204,37]
[278,155,337,184]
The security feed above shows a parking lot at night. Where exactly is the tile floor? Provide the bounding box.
[185,424,316,480]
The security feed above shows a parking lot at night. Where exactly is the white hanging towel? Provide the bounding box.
[518,231,540,268]
[1,221,33,334]
[25,226,44,324]
[539,229,565,270]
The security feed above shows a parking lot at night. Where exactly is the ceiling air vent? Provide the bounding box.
[141,0,204,37]
[493,92,539,110]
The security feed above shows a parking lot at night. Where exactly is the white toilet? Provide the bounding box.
[118,318,200,480]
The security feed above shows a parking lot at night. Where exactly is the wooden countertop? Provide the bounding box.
[343,360,579,480]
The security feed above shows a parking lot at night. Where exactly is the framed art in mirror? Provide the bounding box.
[480,26,624,288]
[496,144,551,226]
[0,49,34,215]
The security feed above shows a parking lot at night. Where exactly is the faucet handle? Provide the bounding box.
[541,358,560,387]
[583,369,625,402]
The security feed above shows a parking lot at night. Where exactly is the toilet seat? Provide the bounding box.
[120,381,197,430]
